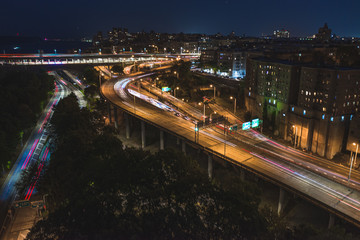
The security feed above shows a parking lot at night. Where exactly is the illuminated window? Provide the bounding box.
[331,117,334,122]
[322,114,325,120]
[303,110,306,115]
[291,107,294,112]
[341,116,344,121]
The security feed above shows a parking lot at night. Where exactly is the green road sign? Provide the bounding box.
[230,124,238,131]
[242,122,251,130]
[162,87,171,92]
[252,118,260,128]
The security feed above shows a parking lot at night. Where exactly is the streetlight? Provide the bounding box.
[348,143,359,182]
[292,125,298,148]
[174,87,179,97]
[352,142,359,167]
[210,84,216,99]
[210,111,217,121]
[230,96,236,114]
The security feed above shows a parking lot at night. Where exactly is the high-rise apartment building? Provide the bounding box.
[245,57,360,159]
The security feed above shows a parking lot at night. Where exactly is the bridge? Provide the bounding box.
[0,53,199,66]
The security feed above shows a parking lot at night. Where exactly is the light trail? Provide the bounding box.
[21,139,39,170]
[251,152,360,214]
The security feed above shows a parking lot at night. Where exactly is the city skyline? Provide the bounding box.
[1,0,360,38]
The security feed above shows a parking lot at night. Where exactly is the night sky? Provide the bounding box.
[1,0,359,38]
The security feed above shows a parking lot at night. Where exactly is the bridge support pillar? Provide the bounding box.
[160,130,164,150]
[177,137,180,145]
[182,140,186,155]
[328,213,335,229]
[114,107,118,129]
[108,104,112,123]
[208,155,213,179]
[141,121,146,149]
[125,113,130,139]
[277,188,287,216]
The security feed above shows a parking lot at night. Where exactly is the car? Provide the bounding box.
[174,113,181,117]
[183,116,190,121]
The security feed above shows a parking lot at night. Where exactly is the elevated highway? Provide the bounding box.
[101,70,360,228]
[0,53,199,66]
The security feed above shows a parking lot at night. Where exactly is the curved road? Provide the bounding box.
[101,71,360,227]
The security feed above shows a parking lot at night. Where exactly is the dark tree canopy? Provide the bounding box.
[25,94,267,239]
[0,67,53,171]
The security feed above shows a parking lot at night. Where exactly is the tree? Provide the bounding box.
[111,65,124,75]
[25,93,267,239]
[0,67,53,169]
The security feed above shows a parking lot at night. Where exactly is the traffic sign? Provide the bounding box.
[252,118,260,128]
[162,87,171,92]
[230,124,238,131]
[242,122,251,130]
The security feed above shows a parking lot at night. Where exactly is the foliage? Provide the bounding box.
[25,94,267,239]
[0,67,53,171]
[111,65,124,75]
[79,67,99,87]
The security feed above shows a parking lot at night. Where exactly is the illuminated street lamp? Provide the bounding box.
[174,71,179,78]
[174,87,179,97]
[348,143,359,182]
[210,111,217,121]
[292,125,298,148]
[210,84,216,99]
[230,96,236,114]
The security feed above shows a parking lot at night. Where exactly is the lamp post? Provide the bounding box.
[210,84,216,99]
[348,143,358,182]
[353,142,359,168]
[210,111,217,121]
[292,125,298,148]
[230,96,236,114]
[174,87,179,98]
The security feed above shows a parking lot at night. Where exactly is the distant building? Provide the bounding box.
[273,29,290,38]
[315,23,332,41]
[201,49,246,78]
[93,32,103,46]
[232,52,247,79]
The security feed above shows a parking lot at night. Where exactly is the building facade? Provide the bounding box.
[245,57,360,159]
